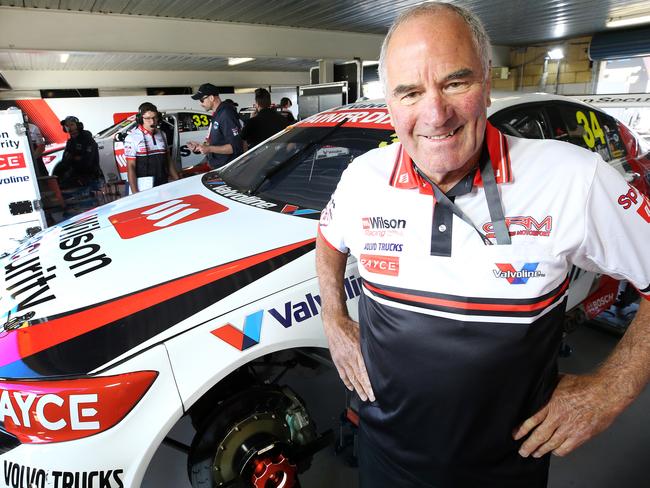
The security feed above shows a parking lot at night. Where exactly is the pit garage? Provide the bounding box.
[1,2,650,488]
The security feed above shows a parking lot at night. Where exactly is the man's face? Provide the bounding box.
[141,111,158,131]
[199,95,217,112]
[64,121,79,137]
[384,11,491,186]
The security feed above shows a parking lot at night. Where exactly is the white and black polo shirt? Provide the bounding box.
[319,122,650,487]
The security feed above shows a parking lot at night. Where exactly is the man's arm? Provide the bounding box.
[187,141,233,155]
[316,233,375,402]
[127,158,138,194]
[515,298,650,458]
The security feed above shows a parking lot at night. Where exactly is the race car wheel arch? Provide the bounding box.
[187,385,317,488]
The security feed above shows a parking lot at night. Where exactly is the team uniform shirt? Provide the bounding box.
[124,126,169,187]
[319,122,650,487]
[206,102,244,169]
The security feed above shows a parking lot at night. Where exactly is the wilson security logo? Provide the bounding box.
[109,195,228,239]
[494,262,545,284]
[211,310,263,351]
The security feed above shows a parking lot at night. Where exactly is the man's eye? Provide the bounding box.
[446,81,468,90]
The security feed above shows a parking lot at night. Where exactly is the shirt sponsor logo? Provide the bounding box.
[319,199,335,227]
[493,262,545,284]
[483,215,552,238]
[360,254,400,276]
[109,195,228,239]
[618,184,650,223]
[363,242,403,252]
[362,216,406,237]
[362,216,406,230]
[0,175,29,185]
[0,153,26,171]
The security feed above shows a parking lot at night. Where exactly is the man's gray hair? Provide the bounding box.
[378,2,492,92]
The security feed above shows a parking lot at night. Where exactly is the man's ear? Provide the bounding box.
[485,61,492,107]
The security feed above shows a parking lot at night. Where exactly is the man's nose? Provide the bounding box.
[420,91,452,126]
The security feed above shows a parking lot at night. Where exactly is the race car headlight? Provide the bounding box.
[0,371,157,444]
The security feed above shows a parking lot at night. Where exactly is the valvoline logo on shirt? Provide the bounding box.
[493,262,545,284]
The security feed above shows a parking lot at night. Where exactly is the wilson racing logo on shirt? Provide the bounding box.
[362,216,407,230]
[109,195,228,239]
[493,262,545,284]
[482,216,552,238]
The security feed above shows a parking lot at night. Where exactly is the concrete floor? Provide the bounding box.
[142,323,650,487]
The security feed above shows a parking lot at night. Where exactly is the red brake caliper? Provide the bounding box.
[251,453,297,488]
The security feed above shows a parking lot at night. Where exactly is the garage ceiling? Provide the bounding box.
[1,0,650,72]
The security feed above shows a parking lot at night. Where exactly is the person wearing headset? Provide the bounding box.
[56,115,102,189]
[124,102,179,194]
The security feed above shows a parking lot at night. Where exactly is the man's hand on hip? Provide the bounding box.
[324,315,375,402]
[514,373,623,458]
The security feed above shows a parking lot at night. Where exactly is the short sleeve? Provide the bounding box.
[219,110,244,155]
[123,132,136,159]
[571,156,650,299]
[318,164,356,254]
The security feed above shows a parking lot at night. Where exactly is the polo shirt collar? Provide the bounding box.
[389,121,513,193]
[138,124,155,135]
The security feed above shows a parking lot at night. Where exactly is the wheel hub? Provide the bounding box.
[250,453,297,488]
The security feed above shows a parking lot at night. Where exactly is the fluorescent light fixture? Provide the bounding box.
[228,57,254,66]
[607,14,650,28]
[59,53,69,63]
[547,48,564,60]
[362,60,379,66]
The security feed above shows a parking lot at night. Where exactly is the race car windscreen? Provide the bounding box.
[94,117,135,139]
[218,126,396,210]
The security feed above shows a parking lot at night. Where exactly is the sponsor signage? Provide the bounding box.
[483,215,552,238]
[299,108,392,129]
[59,213,112,278]
[3,461,125,488]
[618,184,650,224]
[0,153,26,171]
[494,262,545,284]
[0,371,156,444]
[212,275,362,350]
[362,216,407,237]
[583,275,619,320]
[109,195,228,239]
[359,254,400,276]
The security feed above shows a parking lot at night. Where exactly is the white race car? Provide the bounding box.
[1,94,648,488]
[42,110,213,185]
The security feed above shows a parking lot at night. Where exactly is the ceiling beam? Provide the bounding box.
[1,70,310,91]
[0,7,384,60]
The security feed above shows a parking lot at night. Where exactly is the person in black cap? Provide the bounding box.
[187,83,243,169]
[241,88,290,150]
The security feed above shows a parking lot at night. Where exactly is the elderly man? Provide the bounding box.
[316,3,650,487]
